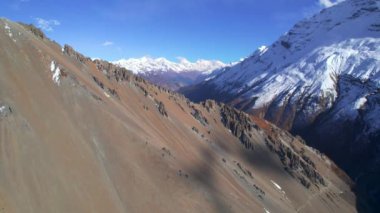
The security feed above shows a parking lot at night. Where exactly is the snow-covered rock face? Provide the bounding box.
[314,75,379,132]
[113,57,226,75]
[191,0,380,130]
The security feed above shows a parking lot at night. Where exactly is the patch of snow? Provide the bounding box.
[271,180,287,195]
[50,61,55,72]
[52,67,61,84]
[205,76,216,81]
[4,23,13,38]
[50,61,61,85]
[0,106,6,113]
[104,92,111,98]
[258,46,268,55]
[271,180,282,191]
[354,97,367,109]
[264,208,271,213]
[0,105,11,118]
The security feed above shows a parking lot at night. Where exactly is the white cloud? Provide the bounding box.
[319,0,346,8]
[102,41,114,46]
[35,18,60,32]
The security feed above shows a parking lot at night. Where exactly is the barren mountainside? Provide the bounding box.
[0,18,358,213]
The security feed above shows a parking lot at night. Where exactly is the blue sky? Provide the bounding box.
[0,0,335,63]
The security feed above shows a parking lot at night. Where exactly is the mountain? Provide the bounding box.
[180,0,380,210]
[114,57,228,91]
[0,18,358,212]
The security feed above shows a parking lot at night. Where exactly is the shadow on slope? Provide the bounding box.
[186,146,232,213]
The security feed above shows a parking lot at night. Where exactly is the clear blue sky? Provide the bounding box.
[0,0,330,63]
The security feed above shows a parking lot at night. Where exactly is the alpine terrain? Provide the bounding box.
[114,57,227,91]
[0,18,359,212]
[181,0,380,211]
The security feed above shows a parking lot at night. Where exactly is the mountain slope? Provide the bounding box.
[0,18,357,212]
[181,0,380,211]
[114,57,227,91]
[183,0,380,124]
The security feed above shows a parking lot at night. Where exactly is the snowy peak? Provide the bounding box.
[244,0,380,67]
[113,56,227,74]
[196,0,380,113]
[182,0,380,135]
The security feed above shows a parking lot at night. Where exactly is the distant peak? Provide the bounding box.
[113,56,227,74]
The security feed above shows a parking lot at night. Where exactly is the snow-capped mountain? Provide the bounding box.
[114,56,226,74]
[184,0,379,123]
[113,57,227,90]
[181,0,380,210]
[183,0,380,131]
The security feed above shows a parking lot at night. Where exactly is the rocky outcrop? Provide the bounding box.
[219,104,257,150]
[63,45,91,63]
[266,132,326,188]
[155,100,168,117]
[92,76,104,89]
[190,106,208,126]
[19,23,45,39]
[107,88,119,99]
[201,100,217,112]
[94,60,133,82]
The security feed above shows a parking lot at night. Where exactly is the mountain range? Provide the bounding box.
[181,0,380,211]
[114,57,228,90]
